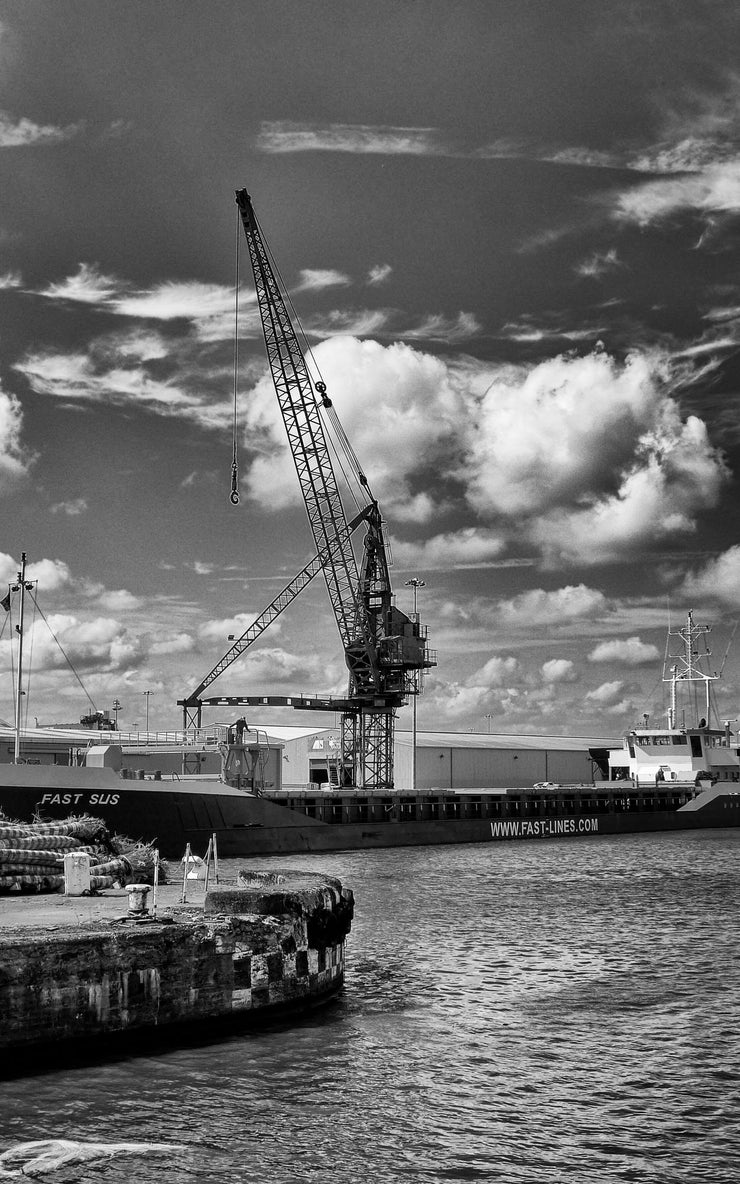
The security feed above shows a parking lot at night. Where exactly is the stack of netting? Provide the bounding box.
[0,815,166,894]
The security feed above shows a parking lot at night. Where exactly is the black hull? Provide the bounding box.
[1,766,739,859]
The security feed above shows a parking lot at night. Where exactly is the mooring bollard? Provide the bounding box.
[127,883,151,917]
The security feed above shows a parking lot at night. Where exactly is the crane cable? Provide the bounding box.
[28,590,98,715]
[230,206,241,506]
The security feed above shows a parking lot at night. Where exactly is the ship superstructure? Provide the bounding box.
[609,611,740,787]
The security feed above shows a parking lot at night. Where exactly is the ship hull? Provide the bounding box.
[1,765,739,859]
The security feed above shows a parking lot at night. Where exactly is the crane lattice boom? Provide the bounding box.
[180,190,435,790]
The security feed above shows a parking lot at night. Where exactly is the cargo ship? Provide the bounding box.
[2,610,739,858]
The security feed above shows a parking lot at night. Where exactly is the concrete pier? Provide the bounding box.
[0,870,354,1068]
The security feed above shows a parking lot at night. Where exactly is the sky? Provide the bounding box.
[2,0,740,738]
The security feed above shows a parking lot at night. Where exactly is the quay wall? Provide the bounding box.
[0,871,353,1060]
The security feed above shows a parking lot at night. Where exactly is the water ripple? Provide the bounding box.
[2,831,740,1182]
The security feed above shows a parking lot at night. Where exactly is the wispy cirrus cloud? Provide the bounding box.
[402,312,481,343]
[703,303,740,325]
[296,268,350,291]
[367,264,392,286]
[39,264,237,320]
[15,348,230,430]
[257,121,450,156]
[499,316,606,344]
[613,160,740,227]
[35,262,476,344]
[0,270,22,289]
[304,308,393,338]
[574,248,624,279]
[35,264,260,342]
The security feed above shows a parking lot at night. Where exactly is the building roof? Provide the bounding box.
[251,724,334,742]
[394,730,621,751]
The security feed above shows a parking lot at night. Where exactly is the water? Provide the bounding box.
[2,830,740,1183]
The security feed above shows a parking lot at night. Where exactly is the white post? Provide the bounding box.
[152,848,160,918]
[180,842,192,903]
[203,837,213,894]
[212,831,220,884]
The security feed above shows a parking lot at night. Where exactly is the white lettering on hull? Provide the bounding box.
[39,793,120,807]
[490,817,599,839]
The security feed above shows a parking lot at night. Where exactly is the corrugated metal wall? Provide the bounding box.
[411,745,596,790]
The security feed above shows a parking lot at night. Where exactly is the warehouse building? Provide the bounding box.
[0,721,619,792]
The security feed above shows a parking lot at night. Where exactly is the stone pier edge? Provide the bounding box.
[0,870,354,1067]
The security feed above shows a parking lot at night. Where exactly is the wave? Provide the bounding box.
[0,1139,185,1178]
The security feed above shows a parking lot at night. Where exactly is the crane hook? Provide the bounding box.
[315,380,332,407]
[230,462,240,505]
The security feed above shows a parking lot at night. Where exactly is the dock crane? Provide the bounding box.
[178,190,435,789]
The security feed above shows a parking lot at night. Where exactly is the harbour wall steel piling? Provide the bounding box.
[0,870,354,1063]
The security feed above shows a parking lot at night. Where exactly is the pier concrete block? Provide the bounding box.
[0,871,354,1062]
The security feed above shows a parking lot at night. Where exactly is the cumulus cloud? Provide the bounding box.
[586,680,626,705]
[0,383,33,493]
[474,656,520,687]
[0,554,71,593]
[50,498,88,516]
[497,585,607,627]
[199,612,262,643]
[239,339,725,570]
[433,684,494,719]
[455,347,727,566]
[588,637,660,665]
[465,350,673,516]
[0,613,142,673]
[0,109,82,147]
[682,545,740,606]
[94,588,141,613]
[541,658,577,683]
[429,655,520,719]
[532,412,726,566]
[17,289,726,578]
[393,527,506,568]
[243,336,469,520]
[149,632,195,656]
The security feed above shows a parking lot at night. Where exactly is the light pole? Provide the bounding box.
[404,578,426,793]
[484,713,493,734]
[142,691,153,733]
[112,698,121,729]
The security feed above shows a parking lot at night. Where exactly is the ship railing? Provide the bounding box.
[85,727,229,748]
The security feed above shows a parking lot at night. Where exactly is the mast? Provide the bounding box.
[12,552,34,764]
[662,610,717,728]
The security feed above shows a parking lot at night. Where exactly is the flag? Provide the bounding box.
[1,591,10,612]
